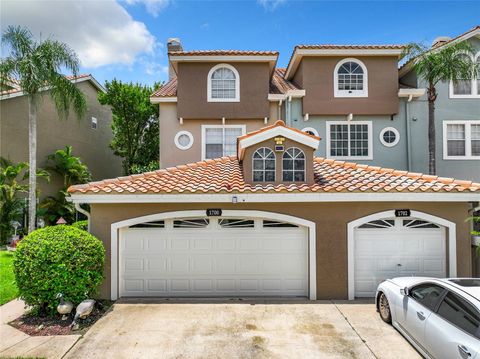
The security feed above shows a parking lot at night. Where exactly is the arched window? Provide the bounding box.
[334,58,368,97]
[450,52,480,98]
[252,147,275,182]
[207,64,240,102]
[282,148,305,182]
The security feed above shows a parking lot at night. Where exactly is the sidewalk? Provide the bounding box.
[0,299,80,359]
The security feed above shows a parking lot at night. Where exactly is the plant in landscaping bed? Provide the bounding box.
[71,220,88,231]
[13,225,104,315]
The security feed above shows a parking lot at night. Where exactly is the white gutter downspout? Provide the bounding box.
[405,94,413,171]
[286,95,292,126]
[75,203,91,233]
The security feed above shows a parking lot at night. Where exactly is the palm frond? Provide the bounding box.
[1,26,34,59]
[49,74,87,119]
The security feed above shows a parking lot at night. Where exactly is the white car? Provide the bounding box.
[376,277,480,359]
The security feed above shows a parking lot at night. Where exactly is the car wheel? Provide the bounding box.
[378,292,392,324]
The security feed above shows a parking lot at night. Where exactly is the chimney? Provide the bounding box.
[167,38,182,80]
[431,36,451,48]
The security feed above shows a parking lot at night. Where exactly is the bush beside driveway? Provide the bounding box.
[65,300,420,359]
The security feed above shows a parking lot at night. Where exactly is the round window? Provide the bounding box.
[174,131,194,150]
[301,127,319,137]
[379,127,400,147]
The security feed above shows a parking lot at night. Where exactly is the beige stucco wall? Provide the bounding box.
[0,81,122,199]
[89,201,472,300]
[159,102,269,168]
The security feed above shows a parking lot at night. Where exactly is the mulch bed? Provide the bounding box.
[9,300,114,336]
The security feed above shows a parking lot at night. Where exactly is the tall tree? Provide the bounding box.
[98,79,160,175]
[402,42,477,175]
[0,26,86,232]
[46,146,91,189]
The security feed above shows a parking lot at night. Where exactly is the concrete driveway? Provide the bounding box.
[65,299,419,359]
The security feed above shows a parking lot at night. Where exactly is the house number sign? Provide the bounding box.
[206,208,222,216]
[395,209,411,217]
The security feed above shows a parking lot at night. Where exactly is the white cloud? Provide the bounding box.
[124,0,171,17]
[257,0,287,11]
[1,0,156,68]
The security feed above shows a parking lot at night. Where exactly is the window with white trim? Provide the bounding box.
[450,52,480,98]
[334,58,368,97]
[207,64,240,102]
[202,125,245,159]
[327,121,372,159]
[174,131,194,150]
[252,147,275,182]
[91,117,97,129]
[379,127,400,147]
[301,127,319,137]
[444,121,480,159]
[282,147,305,182]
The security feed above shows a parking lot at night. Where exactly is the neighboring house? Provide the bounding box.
[399,26,480,181]
[151,29,479,181]
[0,74,122,199]
[68,121,480,300]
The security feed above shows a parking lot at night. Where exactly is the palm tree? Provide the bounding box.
[46,146,91,189]
[0,26,86,232]
[402,42,477,175]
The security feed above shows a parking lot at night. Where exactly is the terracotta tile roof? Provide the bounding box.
[68,156,480,195]
[1,74,92,96]
[238,120,320,142]
[151,78,177,97]
[295,44,404,50]
[269,68,301,94]
[168,50,279,56]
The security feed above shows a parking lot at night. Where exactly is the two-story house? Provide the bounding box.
[0,74,122,199]
[153,29,479,182]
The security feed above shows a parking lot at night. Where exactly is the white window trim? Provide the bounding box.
[201,124,246,160]
[449,51,480,99]
[252,147,276,182]
[443,120,480,160]
[379,127,400,147]
[326,121,373,160]
[281,147,306,182]
[174,130,194,150]
[333,58,368,98]
[91,117,98,129]
[207,63,240,103]
[301,127,320,137]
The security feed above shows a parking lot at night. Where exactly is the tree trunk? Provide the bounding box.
[28,96,37,233]
[427,84,437,175]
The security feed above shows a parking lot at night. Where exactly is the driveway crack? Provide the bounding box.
[332,301,378,359]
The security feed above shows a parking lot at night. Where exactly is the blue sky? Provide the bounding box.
[2,0,479,87]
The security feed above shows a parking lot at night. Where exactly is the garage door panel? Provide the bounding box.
[354,222,446,298]
[120,218,308,297]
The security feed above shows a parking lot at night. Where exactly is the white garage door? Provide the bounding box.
[120,217,308,297]
[354,218,446,297]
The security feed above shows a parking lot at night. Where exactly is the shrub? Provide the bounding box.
[71,220,88,231]
[13,225,105,314]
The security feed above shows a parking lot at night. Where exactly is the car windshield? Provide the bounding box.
[449,279,480,287]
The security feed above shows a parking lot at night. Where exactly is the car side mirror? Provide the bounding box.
[400,287,409,296]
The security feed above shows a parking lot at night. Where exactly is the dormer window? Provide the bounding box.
[282,147,305,181]
[207,64,240,102]
[252,147,275,182]
[334,58,368,98]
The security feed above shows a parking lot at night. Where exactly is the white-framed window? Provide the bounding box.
[301,127,319,137]
[326,121,372,160]
[334,58,368,98]
[282,147,305,182]
[379,127,400,147]
[449,52,480,98]
[91,117,98,129]
[207,63,240,102]
[252,147,275,182]
[443,120,480,160]
[201,125,246,159]
[174,130,194,150]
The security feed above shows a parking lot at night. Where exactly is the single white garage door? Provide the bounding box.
[120,217,308,297]
[354,218,446,297]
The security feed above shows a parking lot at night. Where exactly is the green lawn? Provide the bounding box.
[0,250,18,305]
